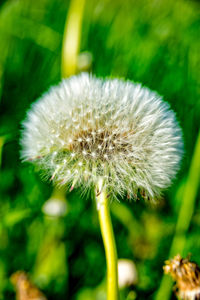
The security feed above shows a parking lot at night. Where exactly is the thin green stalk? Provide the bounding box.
[155,131,200,300]
[96,179,119,300]
[0,136,5,168]
[61,0,85,78]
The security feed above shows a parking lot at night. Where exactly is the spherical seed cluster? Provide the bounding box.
[21,73,183,200]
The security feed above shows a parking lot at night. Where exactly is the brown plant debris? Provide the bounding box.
[11,271,47,300]
[164,254,200,300]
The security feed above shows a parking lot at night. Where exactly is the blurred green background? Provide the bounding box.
[0,0,200,299]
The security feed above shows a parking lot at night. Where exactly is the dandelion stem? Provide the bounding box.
[96,179,119,300]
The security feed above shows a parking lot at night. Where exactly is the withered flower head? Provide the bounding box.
[164,254,200,300]
[11,271,47,300]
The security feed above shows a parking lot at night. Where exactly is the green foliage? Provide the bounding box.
[0,0,199,299]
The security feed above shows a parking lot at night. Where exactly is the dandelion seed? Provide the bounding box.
[91,152,96,157]
[70,185,74,192]
[52,151,57,157]
[21,73,183,200]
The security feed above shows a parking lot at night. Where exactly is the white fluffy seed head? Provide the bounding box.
[118,259,138,288]
[42,198,68,217]
[21,73,183,200]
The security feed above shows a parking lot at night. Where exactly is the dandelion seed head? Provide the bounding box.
[42,198,68,217]
[118,259,138,288]
[21,73,183,200]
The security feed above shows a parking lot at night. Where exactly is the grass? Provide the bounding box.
[0,0,199,299]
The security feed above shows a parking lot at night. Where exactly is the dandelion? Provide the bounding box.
[118,259,138,288]
[21,73,183,201]
[164,254,200,300]
[42,191,68,218]
[21,73,183,300]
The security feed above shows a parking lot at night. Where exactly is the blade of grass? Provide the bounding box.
[0,136,6,168]
[155,131,200,300]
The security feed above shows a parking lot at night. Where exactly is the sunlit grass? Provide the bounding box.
[155,131,200,300]
[0,0,199,299]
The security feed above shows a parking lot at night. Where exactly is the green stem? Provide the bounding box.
[96,179,119,300]
[61,0,85,78]
[0,136,5,168]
